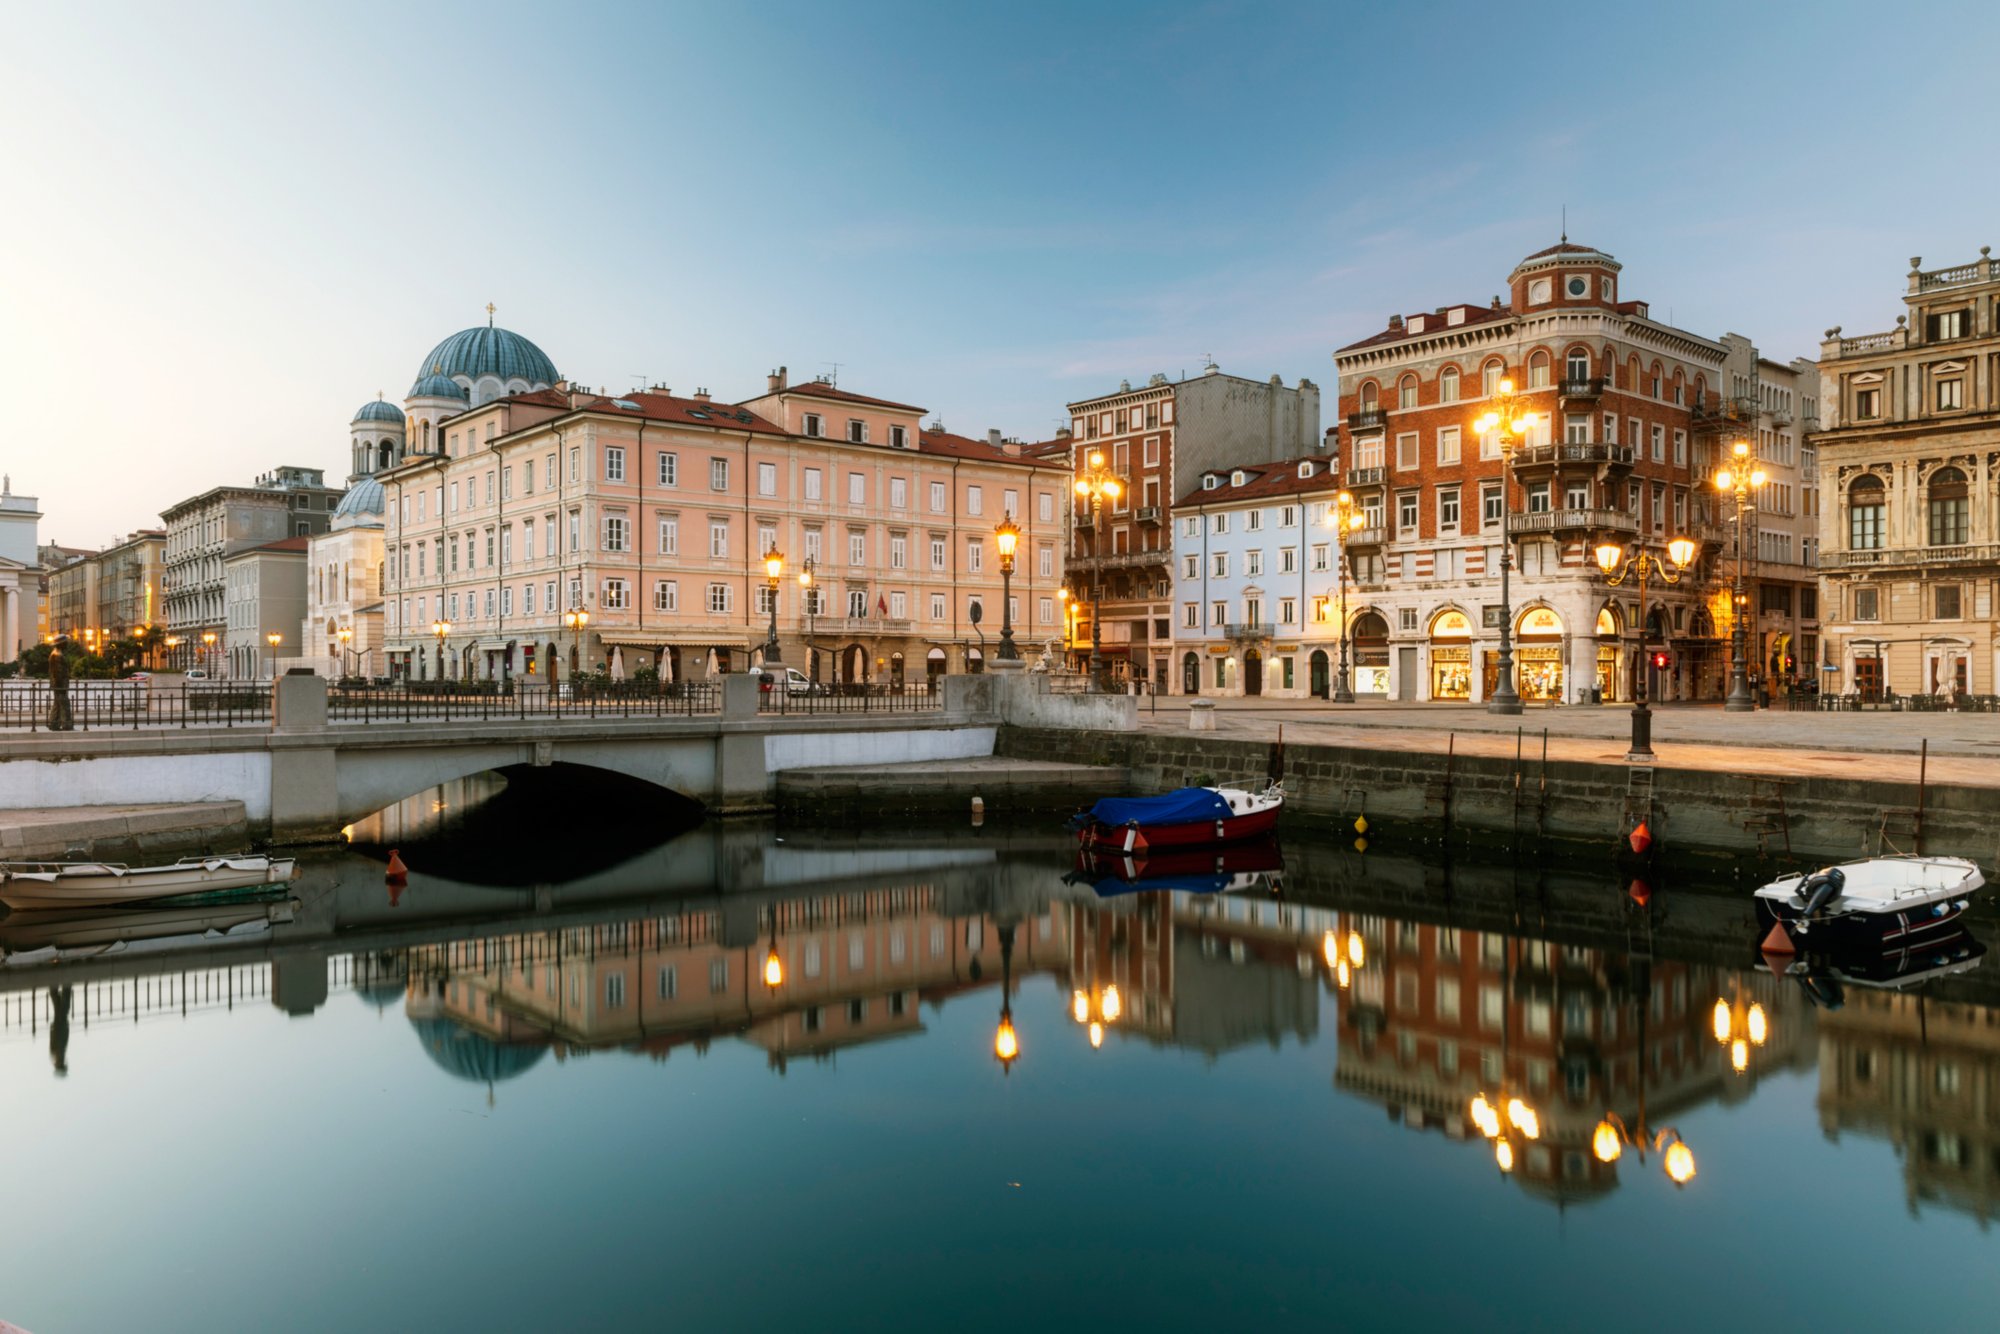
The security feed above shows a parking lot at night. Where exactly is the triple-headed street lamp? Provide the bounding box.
[1593,535,1697,763]
[1473,379,1535,715]
[1073,450,1125,681]
[994,515,1020,663]
[1715,439,1768,712]
[762,545,784,666]
[1329,489,1364,703]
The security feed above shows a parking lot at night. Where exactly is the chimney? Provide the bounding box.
[1056,427,1072,439]
[768,366,788,393]
[693,388,711,403]
[1388,314,1405,333]
[988,428,1003,448]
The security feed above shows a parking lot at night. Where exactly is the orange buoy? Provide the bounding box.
[1628,878,1652,907]
[1628,821,1652,855]
[387,879,405,908]
[386,848,408,881]
[1130,827,1149,857]
[1760,919,1796,956]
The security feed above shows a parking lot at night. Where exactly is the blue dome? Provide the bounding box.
[412,324,558,392]
[333,475,386,519]
[409,373,469,400]
[410,1017,547,1084]
[352,398,405,424]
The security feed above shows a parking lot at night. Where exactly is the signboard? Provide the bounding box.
[1354,666,1391,695]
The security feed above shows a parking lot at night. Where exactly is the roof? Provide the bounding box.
[1336,302,1512,354]
[352,397,406,423]
[250,536,311,554]
[752,379,926,413]
[412,324,559,392]
[916,428,1064,469]
[1176,461,1343,507]
[564,391,788,435]
[1520,241,1602,262]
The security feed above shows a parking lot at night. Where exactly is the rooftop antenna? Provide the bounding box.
[1560,206,1567,244]
[822,361,842,387]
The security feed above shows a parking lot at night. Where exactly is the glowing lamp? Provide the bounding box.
[1592,1120,1623,1164]
[1731,1038,1749,1073]
[1507,1098,1540,1140]
[1088,450,1105,469]
[1748,1003,1768,1046]
[764,949,783,989]
[1594,542,1624,575]
[1667,536,1697,568]
[764,548,784,581]
[1712,999,1732,1044]
[1750,469,1768,488]
[1731,439,1750,460]
[1074,479,1091,496]
[1101,984,1122,1022]
[1102,479,1122,500]
[1088,1022,1104,1049]
[994,517,1019,560]
[1347,931,1365,968]
[1714,469,1735,491]
[1321,931,1341,970]
[1495,1139,1516,1173]
[1664,1141,1696,1185]
[994,1018,1019,1064]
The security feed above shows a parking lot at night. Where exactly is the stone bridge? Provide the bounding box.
[0,674,1110,842]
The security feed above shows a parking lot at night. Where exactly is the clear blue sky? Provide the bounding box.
[5,0,1996,542]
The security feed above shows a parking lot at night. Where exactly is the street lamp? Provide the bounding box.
[163,634,180,672]
[265,631,282,679]
[761,546,784,666]
[200,630,217,679]
[1715,440,1767,712]
[1592,1112,1698,1186]
[1069,981,1123,1049]
[1057,585,1074,663]
[1073,450,1125,684]
[1593,534,1697,763]
[994,515,1020,663]
[1469,1088,1542,1175]
[1321,922,1367,990]
[1330,490,1364,703]
[993,923,1020,1073]
[1472,379,1536,715]
[336,626,353,678]
[797,556,817,681]
[561,609,587,680]
[432,618,451,681]
[1711,982,1769,1075]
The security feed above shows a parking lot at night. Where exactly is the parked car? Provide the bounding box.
[750,666,820,695]
[185,668,209,681]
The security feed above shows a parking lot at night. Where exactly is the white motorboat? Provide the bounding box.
[0,855,299,911]
[1754,855,1984,946]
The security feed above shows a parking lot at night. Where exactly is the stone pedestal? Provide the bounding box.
[1188,700,1217,731]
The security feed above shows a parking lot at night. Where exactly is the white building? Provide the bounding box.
[223,537,308,679]
[0,475,41,660]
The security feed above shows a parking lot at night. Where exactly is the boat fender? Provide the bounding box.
[1628,821,1652,855]
[1799,867,1844,919]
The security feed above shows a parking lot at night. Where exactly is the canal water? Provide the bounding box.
[1,777,1994,1332]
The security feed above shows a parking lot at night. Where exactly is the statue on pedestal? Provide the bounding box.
[46,634,74,731]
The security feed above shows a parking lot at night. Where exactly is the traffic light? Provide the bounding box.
[1650,650,1671,671]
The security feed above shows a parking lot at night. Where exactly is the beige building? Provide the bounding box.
[0,476,41,659]
[161,466,341,665]
[1816,248,2000,699]
[223,536,308,679]
[94,529,167,642]
[46,548,99,645]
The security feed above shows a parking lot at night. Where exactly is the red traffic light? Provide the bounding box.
[1650,651,1671,670]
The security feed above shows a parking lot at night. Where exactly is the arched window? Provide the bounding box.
[1527,350,1552,389]
[1398,374,1419,410]
[1482,360,1505,396]
[1848,475,1885,550]
[1648,361,1664,398]
[1564,348,1591,382]
[1359,381,1379,411]
[1927,467,1968,546]
[420,420,432,452]
[1438,366,1460,404]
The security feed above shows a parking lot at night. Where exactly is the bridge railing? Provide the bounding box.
[756,682,945,715]
[327,681,723,724]
[0,681,272,731]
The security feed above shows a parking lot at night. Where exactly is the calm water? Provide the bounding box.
[2,780,1995,1333]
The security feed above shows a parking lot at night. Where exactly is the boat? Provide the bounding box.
[1070,784,1284,853]
[1753,855,1983,947]
[1070,837,1284,898]
[0,898,299,961]
[1757,926,1986,1010]
[0,855,299,912]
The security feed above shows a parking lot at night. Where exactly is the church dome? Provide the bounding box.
[409,372,470,401]
[410,1016,547,1084]
[352,397,405,424]
[332,475,386,521]
[412,323,559,392]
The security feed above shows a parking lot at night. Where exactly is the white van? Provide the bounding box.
[751,666,818,695]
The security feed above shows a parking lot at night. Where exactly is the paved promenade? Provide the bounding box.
[1130,697,2000,789]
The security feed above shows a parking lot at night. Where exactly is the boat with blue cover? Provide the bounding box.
[1070,784,1283,853]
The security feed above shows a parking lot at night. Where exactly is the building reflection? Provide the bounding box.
[1815,987,2000,1225]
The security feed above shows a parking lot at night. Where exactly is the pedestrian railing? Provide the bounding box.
[327,681,721,724]
[756,683,944,715]
[0,682,271,731]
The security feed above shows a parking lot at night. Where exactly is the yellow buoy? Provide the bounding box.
[1354,813,1369,835]
[1353,836,1370,854]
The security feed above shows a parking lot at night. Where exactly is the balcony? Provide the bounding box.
[1074,515,1095,532]
[1507,508,1638,537]
[1821,543,2000,570]
[1511,442,1635,473]
[1135,505,1162,524]
[1344,525,1386,548]
[1345,466,1386,488]
[823,616,915,635]
[1559,376,1607,401]
[1224,622,1277,643]
[1346,408,1389,432]
[1067,548,1170,573]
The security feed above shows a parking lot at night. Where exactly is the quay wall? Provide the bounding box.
[996,726,2000,867]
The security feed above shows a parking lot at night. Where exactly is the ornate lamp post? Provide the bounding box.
[1715,440,1767,712]
[1473,380,1534,714]
[1469,1087,1543,1175]
[432,617,451,681]
[994,515,1021,663]
[1073,451,1125,683]
[761,545,784,665]
[336,626,353,678]
[797,555,817,681]
[1330,490,1364,703]
[200,630,217,679]
[993,923,1020,1073]
[163,634,180,672]
[1711,981,1769,1075]
[1321,921,1367,990]
[264,630,282,679]
[1593,534,1696,763]
[561,609,587,680]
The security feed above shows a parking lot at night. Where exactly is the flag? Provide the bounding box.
[877,595,887,617]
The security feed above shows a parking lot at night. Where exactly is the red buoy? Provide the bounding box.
[386,848,408,881]
[1760,920,1796,956]
[1627,878,1652,907]
[1628,821,1652,855]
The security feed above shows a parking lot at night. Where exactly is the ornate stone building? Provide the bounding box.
[1815,249,2000,698]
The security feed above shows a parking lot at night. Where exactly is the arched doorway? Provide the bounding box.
[1182,651,1201,695]
[926,646,947,691]
[840,644,866,687]
[1351,612,1390,696]
[1309,649,1329,699]
[1244,648,1263,697]
[966,646,984,674]
[1593,605,1620,702]
[890,652,905,688]
[1513,607,1565,703]
[1429,610,1473,700]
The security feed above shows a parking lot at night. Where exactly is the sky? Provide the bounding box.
[4,0,1998,544]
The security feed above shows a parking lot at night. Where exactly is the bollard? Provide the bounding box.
[1188,700,1217,732]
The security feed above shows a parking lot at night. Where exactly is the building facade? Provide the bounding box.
[161,467,341,665]
[94,529,167,642]
[1332,242,1797,705]
[223,536,309,678]
[1169,458,1346,697]
[1814,249,2000,699]
[0,478,43,660]
[1065,365,1322,688]
[46,549,99,646]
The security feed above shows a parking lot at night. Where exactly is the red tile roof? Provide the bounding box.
[1519,241,1603,261]
[1336,302,1512,354]
[917,429,1065,469]
[1175,461,1343,507]
[253,536,312,553]
[752,380,926,413]
[570,391,789,435]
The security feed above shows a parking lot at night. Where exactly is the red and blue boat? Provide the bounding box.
[1069,784,1284,854]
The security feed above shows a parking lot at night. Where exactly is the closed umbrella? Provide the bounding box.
[609,645,625,681]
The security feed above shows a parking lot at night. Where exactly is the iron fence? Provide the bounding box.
[0,682,272,731]
[327,680,721,724]
[756,682,944,715]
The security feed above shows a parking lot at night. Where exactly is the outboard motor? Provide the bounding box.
[1797,866,1845,923]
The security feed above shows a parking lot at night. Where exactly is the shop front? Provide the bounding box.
[1482,606,1565,703]
[1594,606,1619,703]
[1351,612,1390,698]
[1429,610,1473,700]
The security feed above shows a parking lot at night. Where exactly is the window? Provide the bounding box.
[1482,362,1502,396]
[602,516,628,552]
[1528,351,1551,388]
[1182,554,1199,579]
[599,578,627,610]
[1246,510,1263,532]
[1565,348,1590,380]
[1037,546,1053,577]
[658,517,679,554]
[1280,546,1296,574]
[1481,484,1503,529]
[929,481,946,512]
[1564,415,1589,444]
[1211,552,1228,578]
[1397,375,1418,410]
[1038,491,1055,522]
[1936,377,1964,410]
[847,472,866,505]
[930,536,947,570]
[756,584,778,615]
[887,533,908,569]
[1928,309,1968,340]
[850,531,867,565]
[709,458,729,491]
[1397,492,1419,534]
[802,413,822,438]
[709,520,730,558]
[756,461,777,496]
[654,580,677,612]
[1650,424,1666,462]
[1438,367,1460,403]
[890,425,908,449]
[605,446,626,482]
[1528,278,1551,305]
[1395,432,1419,470]
[1279,596,1295,624]
[966,485,983,516]
[1855,387,1881,419]
[1848,477,1885,549]
[1673,429,1687,466]
[1311,544,1328,571]
[1245,550,1262,576]
[1183,602,1199,628]
[1438,487,1460,534]
[1436,426,1460,466]
[658,452,678,486]
[930,593,947,620]
[1928,468,1968,545]
[707,582,731,613]
[1853,586,1879,621]
[1212,600,1228,627]
[889,477,907,508]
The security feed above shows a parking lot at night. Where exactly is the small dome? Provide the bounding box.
[412,323,559,391]
[352,397,405,424]
[333,475,386,519]
[409,372,469,401]
[410,1016,546,1085]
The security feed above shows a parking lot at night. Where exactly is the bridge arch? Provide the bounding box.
[331,735,716,829]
